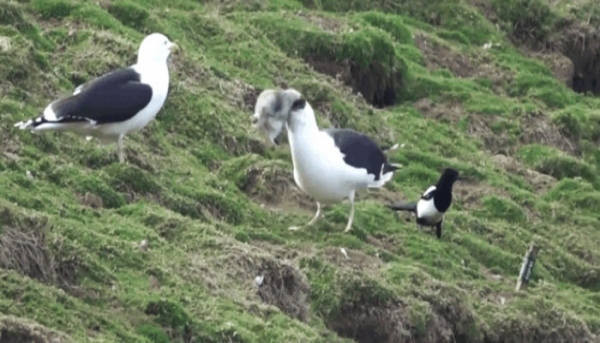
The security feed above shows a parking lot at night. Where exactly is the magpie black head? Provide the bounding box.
[438,168,460,186]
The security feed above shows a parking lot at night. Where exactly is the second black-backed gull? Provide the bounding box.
[14,32,178,163]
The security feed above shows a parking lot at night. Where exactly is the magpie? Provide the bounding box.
[386,168,460,238]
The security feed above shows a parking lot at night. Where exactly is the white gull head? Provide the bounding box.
[137,32,178,65]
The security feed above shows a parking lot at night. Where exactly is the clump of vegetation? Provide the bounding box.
[492,0,556,44]
[247,13,407,107]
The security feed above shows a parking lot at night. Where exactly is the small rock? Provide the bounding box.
[0,36,11,52]
[82,192,103,209]
[139,239,149,251]
[254,275,264,287]
[2,151,19,162]
[148,276,161,289]
[25,170,33,179]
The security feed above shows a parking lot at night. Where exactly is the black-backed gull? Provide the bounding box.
[14,32,178,163]
[387,168,461,238]
[253,88,400,232]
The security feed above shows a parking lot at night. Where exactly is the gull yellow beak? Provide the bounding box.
[169,42,179,52]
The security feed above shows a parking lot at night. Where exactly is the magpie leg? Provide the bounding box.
[117,134,125,164]
[307,201,322,226]
[435,221,443,239]
[344,192,355,233]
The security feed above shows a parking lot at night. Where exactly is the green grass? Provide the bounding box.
[1,0,600,341]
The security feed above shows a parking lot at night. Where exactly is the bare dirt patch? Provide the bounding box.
[491,154,556,193]
[416,99,517,155]
[417,99,578,157]
[414,99,563,194]
[234,159,316,215]
[184,241,311,322]
[321,246,384,275]
[453,170,542,223]
[327,298,414,343]
[306,57,400,109]
[413,32,513,93]
[548,23,600,95]
[520,111,580,154]
[473,0,600,96]
[468,0,498,24]
[0,208,86,296]
[326,277,481,343]
[296,11,347,33]
[254,258,311,322]
[77,192,104,209]
[483,312,597,343]
[0,315,71,343]
[0,224,56,285]
[220,78,261,113]
[365,234,400,254]
[414,98,464,122]
[414,33,475,77]
[528,50,575,88]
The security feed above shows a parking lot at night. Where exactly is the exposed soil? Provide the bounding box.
[414,98,464,122]
[321,246,384,275]
[184,241,311,323]
[254,258,311,322]
[471,0,600,96]
[77,192,104,209]
[295,11,347,33]
[326,299,414,343]
[490,154,557,194]
[0,315,71,343]
[414,33,475,78]
[415,98,578,156]
[520,111,580,155]
[326,277,482,343]
[528,50,575,88]
[236,160,315,213]
[548,22,600,95]
[306,57,400,108]
[413,33,513,93]
[0,208,85,296]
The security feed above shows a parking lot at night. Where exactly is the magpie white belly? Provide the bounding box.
[416,198,444,225]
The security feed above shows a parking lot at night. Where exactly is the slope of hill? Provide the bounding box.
[1,0,600,342]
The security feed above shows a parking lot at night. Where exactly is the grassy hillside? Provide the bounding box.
[1,0,600,341]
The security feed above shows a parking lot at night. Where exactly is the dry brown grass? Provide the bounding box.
[0,224,56,284]
[180,237,311,322]
[0,315,71,343]
[0,208,84,296]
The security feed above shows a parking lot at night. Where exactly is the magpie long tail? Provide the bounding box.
[386,202,417,212]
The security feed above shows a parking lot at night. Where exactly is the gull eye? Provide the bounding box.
[164,41,167,45]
